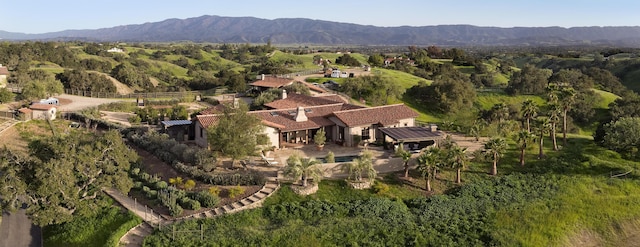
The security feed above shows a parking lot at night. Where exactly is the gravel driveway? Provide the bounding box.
[56,94,134,112]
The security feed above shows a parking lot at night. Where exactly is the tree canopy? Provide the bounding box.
[207,103,264,161]
[0,130,138,226]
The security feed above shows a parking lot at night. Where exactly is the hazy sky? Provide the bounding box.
[2,0,639,33]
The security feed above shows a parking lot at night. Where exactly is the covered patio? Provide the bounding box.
[379,126,444,152]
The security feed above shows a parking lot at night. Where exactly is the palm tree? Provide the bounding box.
[395,145,412,178]
[558,87,576,147]
[342,150,376,182]
[447,145,468,184]
[491,102,510,124]
[521,99,539,132]
[534,117,551,159]
[484,138,507,175]
[515,130,535,166]
[547,103,561,151]
[469,119,486,142]
[284,152,323,187]
[416,147,442,192]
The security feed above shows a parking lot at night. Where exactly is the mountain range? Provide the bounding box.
[2,15,640,46]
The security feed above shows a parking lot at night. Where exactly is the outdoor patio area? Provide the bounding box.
[246,142,407,179]
[244,132,487,180]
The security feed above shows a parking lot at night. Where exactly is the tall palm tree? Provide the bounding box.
[416,147,442,192]
[447,145,468,184]
[342,150,376,182]
[484,138,507,175]
[469,119,486,142]
[534,117,551,159]
[547,103,561,151]
[285,152,323,187]
[515,130,535,166]
[395,145,412,178]
[521,99,539,132]
[558,87,576,147]
[491,102,510,124]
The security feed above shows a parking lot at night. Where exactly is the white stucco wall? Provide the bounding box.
[194,121,208,148]
[263,126,280,149]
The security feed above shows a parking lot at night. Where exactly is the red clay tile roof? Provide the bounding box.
[265,93,345,109]
[195,103,416,132]
[29,103,56,111]
[332,104,419,127]
[0,67,8,75]
[196,115,223,129]
[315,94,348,103]
[251,104,361,132]
[18,108,32,113]
[199,104,228,115]
[250,77,295,88]
[299,81,327,93]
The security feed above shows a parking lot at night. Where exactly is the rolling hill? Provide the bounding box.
[3,15,640,46]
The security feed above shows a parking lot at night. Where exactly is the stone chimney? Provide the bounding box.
[429,124,438,132]
[282,89,287,99]
[233,97,239,109]
[261,74,265,80]
[294,106,307,122]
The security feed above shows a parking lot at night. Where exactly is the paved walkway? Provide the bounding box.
[103,188,165,226]
[0,205,41,247]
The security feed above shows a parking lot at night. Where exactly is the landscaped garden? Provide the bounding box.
[141,137,640,246]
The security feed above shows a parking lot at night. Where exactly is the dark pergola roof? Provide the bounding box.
[161,120,192,127]
[379,127,443,143]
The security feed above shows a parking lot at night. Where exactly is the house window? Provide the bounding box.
[361,127,371,140]
[404,123,408,126]
[200,127,203,138]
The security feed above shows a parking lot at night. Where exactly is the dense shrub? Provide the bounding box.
[372,182,390,195]
[133,182,143,189]
[130,167,141,176]
[145,190,158,199]
[127,132,264,185]
[179,198,201,210]
[208,186,221,196]
[193,190,220,208]
[155,181,168,190]
[228,186,245,199]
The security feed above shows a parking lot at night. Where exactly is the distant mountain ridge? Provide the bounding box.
[2,15,640,46]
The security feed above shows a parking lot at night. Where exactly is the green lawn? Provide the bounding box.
[43,200,142,247]
[592,88,620,109]
[371,68,431,89]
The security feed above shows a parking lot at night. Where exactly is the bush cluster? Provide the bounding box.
[144,174,564,246]
[126,128,266,186]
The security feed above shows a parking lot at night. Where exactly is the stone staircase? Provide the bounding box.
[174,180,280,221]
[117,180,280,246]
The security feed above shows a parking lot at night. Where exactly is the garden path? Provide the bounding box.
[109,181,280,247]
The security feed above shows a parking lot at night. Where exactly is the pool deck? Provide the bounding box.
[249,142,410,179]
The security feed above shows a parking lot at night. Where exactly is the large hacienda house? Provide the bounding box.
[193,91,423,149]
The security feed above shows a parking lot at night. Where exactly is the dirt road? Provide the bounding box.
[56,94,134,112]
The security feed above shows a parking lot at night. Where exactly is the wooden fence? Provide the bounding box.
[63,89,203,99]
[0,111,15,119]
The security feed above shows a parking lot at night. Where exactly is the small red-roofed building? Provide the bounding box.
[29,103,57,120]
[0,64,9,84]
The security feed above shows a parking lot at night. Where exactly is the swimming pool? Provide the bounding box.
[317,155,360,163]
